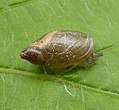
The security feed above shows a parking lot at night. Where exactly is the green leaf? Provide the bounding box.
[0,0,119,109]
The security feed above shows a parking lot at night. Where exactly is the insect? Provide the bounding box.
[20,30,103,70]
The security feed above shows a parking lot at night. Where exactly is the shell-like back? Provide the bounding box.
[31,31,94,69]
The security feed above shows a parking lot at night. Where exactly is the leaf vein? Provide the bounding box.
[0,67,119,99]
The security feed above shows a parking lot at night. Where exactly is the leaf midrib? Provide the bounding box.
[0,67,119,99]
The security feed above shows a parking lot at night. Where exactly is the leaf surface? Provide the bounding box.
[0,0,119,110]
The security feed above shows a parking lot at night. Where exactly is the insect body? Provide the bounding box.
[20,30,103,70]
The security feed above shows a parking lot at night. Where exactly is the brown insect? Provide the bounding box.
[20,30,103,70]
